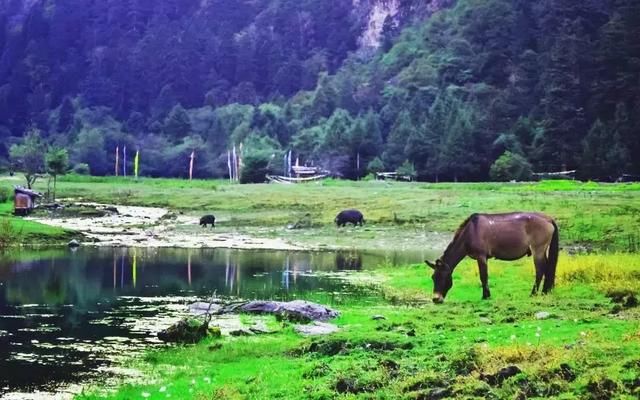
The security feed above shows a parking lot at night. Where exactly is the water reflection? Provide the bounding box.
[0,247,430,395]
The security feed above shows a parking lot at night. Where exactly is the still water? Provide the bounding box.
[0,247,430,396]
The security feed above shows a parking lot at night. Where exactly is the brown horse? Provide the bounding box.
[426,212,559,303]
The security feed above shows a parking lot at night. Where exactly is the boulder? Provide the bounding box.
[237,300,339,322]
[157,318,212,344]
[535,311,552,320]
[294,322,339,336]
[68,239,80,248]
[188,302,224,316]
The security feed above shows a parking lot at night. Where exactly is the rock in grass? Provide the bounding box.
[481,365,522,385]
[158,318,211,343]
[535,311,552,320]
[428,387,452,399]
[371,315,386,320]
[295,322,339,336]
[479,317,493,324]
[208,326,222,338]
[189,302,224,316]
[237,300,339,322]
[229,329,254,337]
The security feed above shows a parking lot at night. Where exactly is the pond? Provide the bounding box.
[0,247,432,397]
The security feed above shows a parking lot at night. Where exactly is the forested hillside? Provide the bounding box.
[1,0,638,181]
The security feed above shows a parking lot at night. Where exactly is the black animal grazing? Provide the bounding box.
[335,209,365,227]
[199,215,216,228]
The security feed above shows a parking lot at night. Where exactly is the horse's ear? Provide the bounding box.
[425,260,436,270]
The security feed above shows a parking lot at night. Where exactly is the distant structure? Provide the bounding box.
[266,165,329,184]
[532,170,576,180]
[13,186,42,216]
[375,172,412,181]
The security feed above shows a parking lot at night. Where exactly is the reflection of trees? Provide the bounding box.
[1,247,421,307]
[335,251,362,270]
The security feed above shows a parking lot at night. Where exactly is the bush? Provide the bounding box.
[396,160,417,180]
[239,134,282,184]
[367,157,385,175]
[0,218,22,249]
[489,152,532,182]
[0,187,10,203]
[73,163,91,175]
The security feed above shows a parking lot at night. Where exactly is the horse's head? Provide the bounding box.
[425,259,453,304]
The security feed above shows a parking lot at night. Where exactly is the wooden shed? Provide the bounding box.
[14,186,42,216]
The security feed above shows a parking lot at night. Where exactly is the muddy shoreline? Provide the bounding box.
[27,202,310,251]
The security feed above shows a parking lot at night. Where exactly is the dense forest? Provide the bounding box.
[0,0,638,182]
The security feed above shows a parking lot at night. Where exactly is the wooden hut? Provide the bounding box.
[14,186,42,216]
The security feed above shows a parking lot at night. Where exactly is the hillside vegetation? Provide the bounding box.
[1,0,638,181]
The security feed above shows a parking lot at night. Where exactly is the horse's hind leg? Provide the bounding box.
[478,257,491,299]
[531,255,545,295]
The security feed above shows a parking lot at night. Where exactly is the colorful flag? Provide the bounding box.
[189,151,195,181]
[134,150,140,178]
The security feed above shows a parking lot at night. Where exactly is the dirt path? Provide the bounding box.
[28,203,308,250]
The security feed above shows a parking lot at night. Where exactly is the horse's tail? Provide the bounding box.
[543,220,559,292]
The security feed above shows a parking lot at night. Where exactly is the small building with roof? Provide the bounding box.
[13,186,42,216]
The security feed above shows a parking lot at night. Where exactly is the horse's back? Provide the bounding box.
[472,212,555,259]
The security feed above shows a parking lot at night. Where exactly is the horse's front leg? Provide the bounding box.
[478,258,491,299]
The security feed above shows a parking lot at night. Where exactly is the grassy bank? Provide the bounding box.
[0,201,75,246]
[2,174,639,251]
[77,253,640,399]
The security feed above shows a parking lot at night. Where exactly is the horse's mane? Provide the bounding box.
[443,213,478,257]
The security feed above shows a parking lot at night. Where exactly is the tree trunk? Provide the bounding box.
[53,175,57,202]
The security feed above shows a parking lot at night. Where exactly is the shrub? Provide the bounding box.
[396,160,417,180]
[489,151,533,182]
[0,187,10,203]
[367,157,385,175]
[240,134,282,184]
[73,163,91,175]
[0,218,22,249]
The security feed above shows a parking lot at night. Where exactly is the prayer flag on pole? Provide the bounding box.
[115,146,119,176]
[123,145,127,177]
[227,150,232,182]
[232,145,237,182]
[189,151,195,181]
[134,150,140,178]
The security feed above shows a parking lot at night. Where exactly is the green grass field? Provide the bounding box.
[0,201,74,246]
[2,174,639,251]
[2,175,640,398]
[76,253,640,399]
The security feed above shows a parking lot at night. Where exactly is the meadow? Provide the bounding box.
[76,254,640,399]
[1,175,640,398]
[2,174,639,251]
